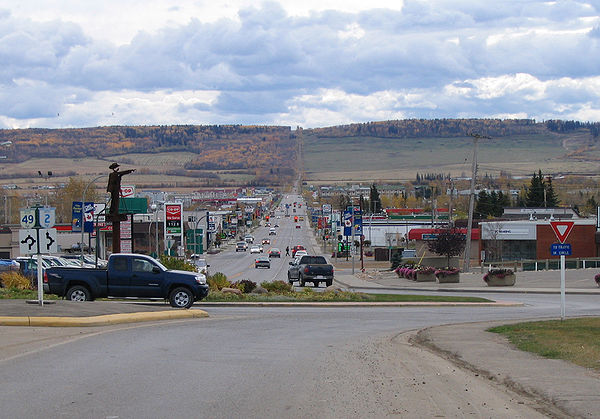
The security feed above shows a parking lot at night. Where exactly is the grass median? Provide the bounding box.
[488,318,600,371]
[206,289,492,303]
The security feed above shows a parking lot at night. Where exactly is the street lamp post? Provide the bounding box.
[81,175,107,267]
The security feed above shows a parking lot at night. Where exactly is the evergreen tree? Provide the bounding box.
[525,170,545,207]
[475,191,490,218]
[545,176,559,207]
[369,184,381,213]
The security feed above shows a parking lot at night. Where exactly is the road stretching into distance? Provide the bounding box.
[2,194,598,417]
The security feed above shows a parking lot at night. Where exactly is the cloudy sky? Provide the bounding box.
[1,0,599,129]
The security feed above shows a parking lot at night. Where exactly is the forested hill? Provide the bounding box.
[303,119,600,139]
[0,125,294,170]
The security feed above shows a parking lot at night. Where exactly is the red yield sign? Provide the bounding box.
[550,221,575,244]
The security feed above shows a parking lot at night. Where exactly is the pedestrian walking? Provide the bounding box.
[286,246,290,256]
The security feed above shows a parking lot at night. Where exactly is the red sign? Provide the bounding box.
[550,221,575,244]
[165,204,182,220]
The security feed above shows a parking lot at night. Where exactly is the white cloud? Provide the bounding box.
[0,0,599,128]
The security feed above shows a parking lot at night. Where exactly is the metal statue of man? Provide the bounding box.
[107,162,135,217]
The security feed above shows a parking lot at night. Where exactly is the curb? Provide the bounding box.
[0,310,209,327]
[197,301,523,307]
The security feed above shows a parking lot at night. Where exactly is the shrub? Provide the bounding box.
[261,280,293,294]
[159,255,197,272]
[483,268,514,283]
[390,251,403,269]
[0,272,32,290]
[232,279,257,293]
[207,272,231,291]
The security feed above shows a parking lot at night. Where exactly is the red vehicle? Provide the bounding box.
[291,245,306,257]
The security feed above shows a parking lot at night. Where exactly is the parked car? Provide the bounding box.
[250,245,262,254]
[62,254,108,268]
[236,241,248,252]
[254,256,271,269]
[44,253,209,308]
[268,248,281,258]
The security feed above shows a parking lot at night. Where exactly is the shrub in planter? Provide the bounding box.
[594,273,600,287]
[0,272,32,290]
[435,267,460,283]
[483,268,516,286]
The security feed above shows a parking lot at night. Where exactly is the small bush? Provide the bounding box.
[261,280,293,294]
[159,255,197,272]
[231,279,257,293]
[390,251,402,269]
[207,272,231,291]
[0,272,32,290]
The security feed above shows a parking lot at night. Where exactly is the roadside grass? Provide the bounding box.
[205,290,491,303]
[488,318,600,371]
[0,288,60,300]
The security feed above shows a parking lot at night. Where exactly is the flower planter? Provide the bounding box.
[436,273,460,283]
[415,272,436,282]
[485,273,516,286]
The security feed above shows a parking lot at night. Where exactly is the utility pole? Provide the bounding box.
[463,133,490,272]
[448,178,454,227]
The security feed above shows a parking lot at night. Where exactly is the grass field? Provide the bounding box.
[301,133,591,183]
[488,318,600,371]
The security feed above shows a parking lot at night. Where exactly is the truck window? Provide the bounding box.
[302,256,326,264]
[133,258,155,273]
[113,257,128,272]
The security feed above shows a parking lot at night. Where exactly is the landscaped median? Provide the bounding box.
[0,310,209,327]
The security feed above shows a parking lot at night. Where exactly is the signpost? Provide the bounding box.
[164,202,183,256]
[550,221,575,320]
[19,207,57,306]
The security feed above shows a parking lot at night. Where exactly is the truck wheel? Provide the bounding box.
[313,281,319,287]
[299,274,305,287]
[169,287,194,309]
[66,285,91,302]
[326,279,333,287]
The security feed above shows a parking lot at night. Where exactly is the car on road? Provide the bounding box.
[274,223,279,227]
[236,241,248,252]
[295,224,301,229]
[262,238,271,245]
[291,245,306,257]
[254,256,270,269]
[249,245,262,254]
[294,250,308,258]
[269,228,277,235]
[244,235,255,244]
[268,248,281,258]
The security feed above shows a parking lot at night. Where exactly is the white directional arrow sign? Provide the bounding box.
[19,229,38,255]
[41,228,58,254]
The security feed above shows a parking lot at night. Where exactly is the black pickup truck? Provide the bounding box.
[44,253,209,308]
[287,255,334,287]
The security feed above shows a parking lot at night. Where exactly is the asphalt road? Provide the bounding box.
[1,297,597,418]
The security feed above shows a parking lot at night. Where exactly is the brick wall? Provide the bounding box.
[536,224,597,259]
